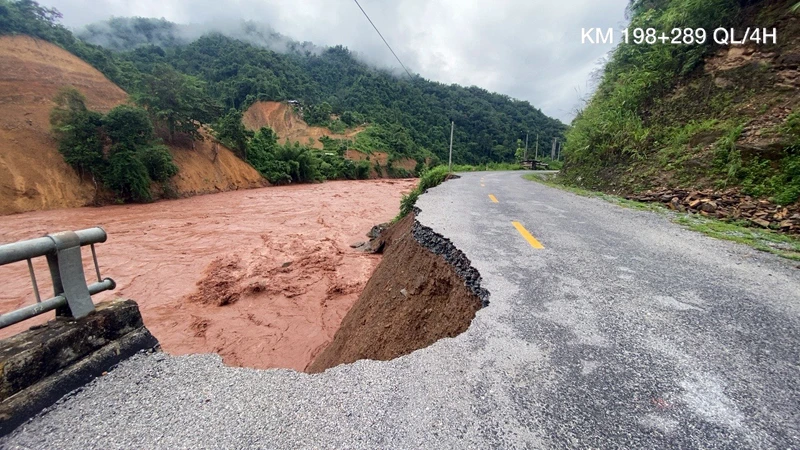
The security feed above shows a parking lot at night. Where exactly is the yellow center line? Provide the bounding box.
[488,194,499,203]
[512,221,545,249]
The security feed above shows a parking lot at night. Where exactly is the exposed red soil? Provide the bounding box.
[242,102,418,176]
[0,35,264,216]
[0,35,126,214]
[242,101,365,149]
[344,149,417,178]
[308,213,483,373]
[0,179,417,371]
[167,132,266,196]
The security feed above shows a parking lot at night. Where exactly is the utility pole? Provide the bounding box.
[551,138,557,160]
[448,121,454,173]
[535,134,539,160]
[524,133,529,160]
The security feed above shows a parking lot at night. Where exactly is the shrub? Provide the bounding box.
[105,149,152,202]
[103,104,154,148]
[138,145,178,182]
[49,87,106,178]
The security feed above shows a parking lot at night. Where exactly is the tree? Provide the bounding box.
[514,139,525,162]
[213,108,253,159]
[0,0,64,39]
[134,63,220,142]
[103,104,154,148]
[105,147,152,202]
[49,87,105,178]
[50,89,181,203]
[25,13,567,167]
[137,145,178,182]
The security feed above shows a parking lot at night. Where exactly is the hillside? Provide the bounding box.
[0,35,264,215]
[71,18,567,165]
[242,101,364,150]
[242,101,417,178]
[563,0,800,214]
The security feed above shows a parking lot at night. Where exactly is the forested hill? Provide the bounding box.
[1,5,566,165]
[121,35,565,163]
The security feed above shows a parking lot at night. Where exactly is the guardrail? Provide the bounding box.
[0,227,116,329]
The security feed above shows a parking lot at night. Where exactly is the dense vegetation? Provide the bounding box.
[563,0,800,205]
[50,88,177,202]
[246,126,371,184]
[1,0,566,169]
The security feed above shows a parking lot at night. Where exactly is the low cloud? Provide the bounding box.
[49,0,629,123]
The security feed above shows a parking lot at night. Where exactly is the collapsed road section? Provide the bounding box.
[308,211,488,372]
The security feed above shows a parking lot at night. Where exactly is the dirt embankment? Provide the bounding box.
[308,212,487,373]
[0,179,417,371]
[242,101,364,149]
[0,35,264,216]
[168,132,265,196]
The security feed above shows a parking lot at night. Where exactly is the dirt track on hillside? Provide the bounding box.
[0,179,416,370]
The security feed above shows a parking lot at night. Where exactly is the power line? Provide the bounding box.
[351,0,413,78]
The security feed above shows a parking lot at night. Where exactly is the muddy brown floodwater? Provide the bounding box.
[0,179,417,371]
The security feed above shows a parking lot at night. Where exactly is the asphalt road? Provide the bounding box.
[4,171,799,449]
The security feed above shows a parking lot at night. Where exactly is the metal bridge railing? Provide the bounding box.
[0,227,116,329]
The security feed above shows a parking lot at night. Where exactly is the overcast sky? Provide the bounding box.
[48,0,630,123]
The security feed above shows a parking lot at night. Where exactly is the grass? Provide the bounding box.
[673,215,800,261]
[524,174,800,261]
[452,159,564,173]
[396,165,450,221]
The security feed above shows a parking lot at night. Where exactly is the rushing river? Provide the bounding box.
[0,179,416,370]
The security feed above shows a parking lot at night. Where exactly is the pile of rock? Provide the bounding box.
[626,189,800,233]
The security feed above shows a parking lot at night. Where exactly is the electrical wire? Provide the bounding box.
[351,0,414,78]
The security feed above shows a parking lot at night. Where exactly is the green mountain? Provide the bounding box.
[1,1,566,166]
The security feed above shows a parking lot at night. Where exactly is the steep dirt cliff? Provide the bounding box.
[0,35,124,214]
[307,213,486,373]
[0,35,264,215]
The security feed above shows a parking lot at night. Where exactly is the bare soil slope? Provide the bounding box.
[344,149,418,179]
[242,101,364,149]
[0,35,126,215]
[168,132,265,196]
[0,36,264,215]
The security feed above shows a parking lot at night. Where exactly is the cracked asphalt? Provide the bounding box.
[3,171,799,448]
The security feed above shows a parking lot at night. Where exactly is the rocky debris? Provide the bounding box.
[348,241,371,252]
[367,223,389,239]
[626,189,800,234]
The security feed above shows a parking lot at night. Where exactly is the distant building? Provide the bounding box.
[287,100,301,106]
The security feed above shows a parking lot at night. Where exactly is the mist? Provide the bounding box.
[48,0,630,123]
[77,17,322,56]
